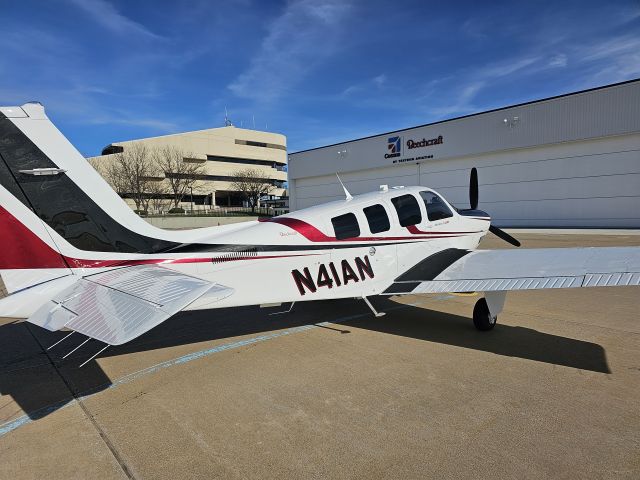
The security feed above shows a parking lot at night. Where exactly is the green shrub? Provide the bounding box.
[168,207,185,214]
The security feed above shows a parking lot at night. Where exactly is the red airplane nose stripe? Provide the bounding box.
[262,217,337,241]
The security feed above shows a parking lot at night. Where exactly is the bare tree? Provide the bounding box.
[102,159,131,200]
[231,168,276,213]
[88,145,151,211]
[153,146,205,208]
[87,156,106,176]
[147,179,170,214]
[105,143,164,213]
[89,156,129,196]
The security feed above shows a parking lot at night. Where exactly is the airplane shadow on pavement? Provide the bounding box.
[0,296,609,423]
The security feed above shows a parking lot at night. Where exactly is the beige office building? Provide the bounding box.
[89,126,287,210]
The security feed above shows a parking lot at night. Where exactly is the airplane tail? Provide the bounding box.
[0,102,178,298]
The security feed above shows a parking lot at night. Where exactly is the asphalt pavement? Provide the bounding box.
[1,232,639,479]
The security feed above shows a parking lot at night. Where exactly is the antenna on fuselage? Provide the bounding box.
[336,173,353,201]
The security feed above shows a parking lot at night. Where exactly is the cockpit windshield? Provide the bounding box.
[420,191,453,221]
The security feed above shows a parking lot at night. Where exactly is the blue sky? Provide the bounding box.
[1,0,639,156]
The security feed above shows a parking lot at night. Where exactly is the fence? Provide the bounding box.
[141,206,288,218]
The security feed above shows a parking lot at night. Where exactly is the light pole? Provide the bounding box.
[190,187,193,213]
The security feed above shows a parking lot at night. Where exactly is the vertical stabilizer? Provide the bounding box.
[0,103,180,256]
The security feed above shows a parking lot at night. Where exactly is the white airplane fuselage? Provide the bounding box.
[1,185,488,316]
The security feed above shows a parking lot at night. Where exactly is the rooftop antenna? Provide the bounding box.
[224,107,233,126]
[336,173,353,201]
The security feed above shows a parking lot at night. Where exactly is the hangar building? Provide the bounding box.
[288,79,640,227]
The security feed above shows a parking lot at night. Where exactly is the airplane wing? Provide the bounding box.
[27,265,233,345]
[383,247,640,295]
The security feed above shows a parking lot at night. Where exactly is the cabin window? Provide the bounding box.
[391,194,422,227]
[331,213,360,240]
[363,204,390,233]
[420,191,453,221]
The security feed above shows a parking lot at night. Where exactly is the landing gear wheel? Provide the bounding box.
[473,298,497,331]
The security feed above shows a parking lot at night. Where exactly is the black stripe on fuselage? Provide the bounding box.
[381,248,470,295]
[161,239,427,254]
[395,248,470,282]
[0,112,180,253]
[382,281,421,294]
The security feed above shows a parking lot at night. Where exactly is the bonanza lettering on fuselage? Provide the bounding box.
[291,256,374,295]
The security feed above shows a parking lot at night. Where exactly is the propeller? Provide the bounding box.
[469,167,478,210]
[465,167,521,247]
[489,224,521,247]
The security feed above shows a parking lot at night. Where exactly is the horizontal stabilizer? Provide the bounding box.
[28,266,233,345]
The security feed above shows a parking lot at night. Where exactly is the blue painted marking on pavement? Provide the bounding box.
[0,321,331,437]
[0,301,420,438]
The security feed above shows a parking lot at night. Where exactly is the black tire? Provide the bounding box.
[473,298,497,331]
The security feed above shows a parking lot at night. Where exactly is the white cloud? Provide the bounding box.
[578,34,640,62]
[67,0,161,39]
[477,56,541,78]
[460,18,489,40]
[228,0,352,101]
[428,81,485,117]
[341,73,388,97]
[549,53,568,68]
[88,114,178,131]
[372,74,387,88]
[427,57,543,117]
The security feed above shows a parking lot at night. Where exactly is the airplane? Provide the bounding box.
[1,102,639,366]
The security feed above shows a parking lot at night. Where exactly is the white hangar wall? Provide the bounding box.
[288,80,640,228]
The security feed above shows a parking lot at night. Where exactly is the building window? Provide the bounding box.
[420,191,453,221]
[206,155,286,168]
[391,194,422,227]
[245,140,267,148]
[331,213,360,240]
[234,139,287,151]
[363,204,390,233]
[100,145,124,155]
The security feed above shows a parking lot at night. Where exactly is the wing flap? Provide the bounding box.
[85,266,207,306]
[384,247,640,295]
[28,266,234,345]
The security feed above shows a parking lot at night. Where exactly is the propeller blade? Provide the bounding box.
[469,167,478,210]
[489,225,521,247]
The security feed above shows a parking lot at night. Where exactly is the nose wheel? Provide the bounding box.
[473,297,497,331]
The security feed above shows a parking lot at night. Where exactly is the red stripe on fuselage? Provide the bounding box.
[63,254,317,269]
[0,207,316,269]
[263,216,482,241]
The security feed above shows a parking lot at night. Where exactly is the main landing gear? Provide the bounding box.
[472,292,506,331]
